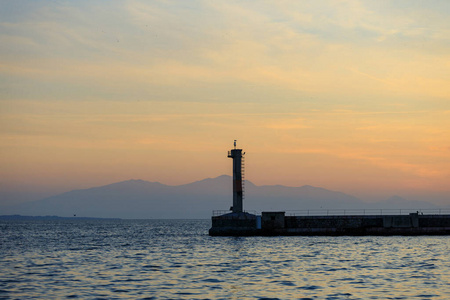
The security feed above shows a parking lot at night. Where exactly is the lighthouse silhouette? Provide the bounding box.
[228,140,244,213]
[209,142,258,236]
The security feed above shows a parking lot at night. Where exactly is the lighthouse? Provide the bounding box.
[228,140,244,213]
[209,142,258,236]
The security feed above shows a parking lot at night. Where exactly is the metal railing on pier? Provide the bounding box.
[212,208,450,217]
[286,208,450,217]
[212,210,257,217]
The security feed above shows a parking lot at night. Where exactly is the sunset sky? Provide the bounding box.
[1,0,449,206]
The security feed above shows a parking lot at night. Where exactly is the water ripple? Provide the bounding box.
[0,219,449,299]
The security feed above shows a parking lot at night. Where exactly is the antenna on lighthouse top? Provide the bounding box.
[234,140,237,149]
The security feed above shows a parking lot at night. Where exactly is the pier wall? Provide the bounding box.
[209,212,450,236]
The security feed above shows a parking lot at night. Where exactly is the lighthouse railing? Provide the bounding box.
[212,210,258,217]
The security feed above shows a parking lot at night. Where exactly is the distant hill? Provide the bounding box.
[0,215,120,220]
[368,195,440,210]
[1,175,440,219]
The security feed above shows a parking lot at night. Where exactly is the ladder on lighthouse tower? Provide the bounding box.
[241,153,245,201]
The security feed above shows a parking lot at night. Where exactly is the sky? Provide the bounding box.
[1,0,449,206]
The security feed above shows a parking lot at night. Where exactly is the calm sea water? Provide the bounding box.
[0,219,448,299]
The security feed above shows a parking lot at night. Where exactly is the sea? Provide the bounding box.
[0,219,448,299]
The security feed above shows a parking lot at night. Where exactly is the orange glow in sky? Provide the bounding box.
[1,1,449,206]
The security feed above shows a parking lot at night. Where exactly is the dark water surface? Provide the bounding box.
[1,219,448,299]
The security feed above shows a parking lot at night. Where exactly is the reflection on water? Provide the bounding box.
[0,219,449,299]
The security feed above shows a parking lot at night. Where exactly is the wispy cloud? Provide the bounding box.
[1,0,449,203]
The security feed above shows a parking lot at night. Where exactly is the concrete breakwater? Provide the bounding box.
[210,144,450,236]
[209,211,450,236]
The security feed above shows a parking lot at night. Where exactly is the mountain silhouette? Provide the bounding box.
[1,175,439,218]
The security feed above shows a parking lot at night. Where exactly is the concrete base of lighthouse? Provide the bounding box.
[209,212,259,236]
